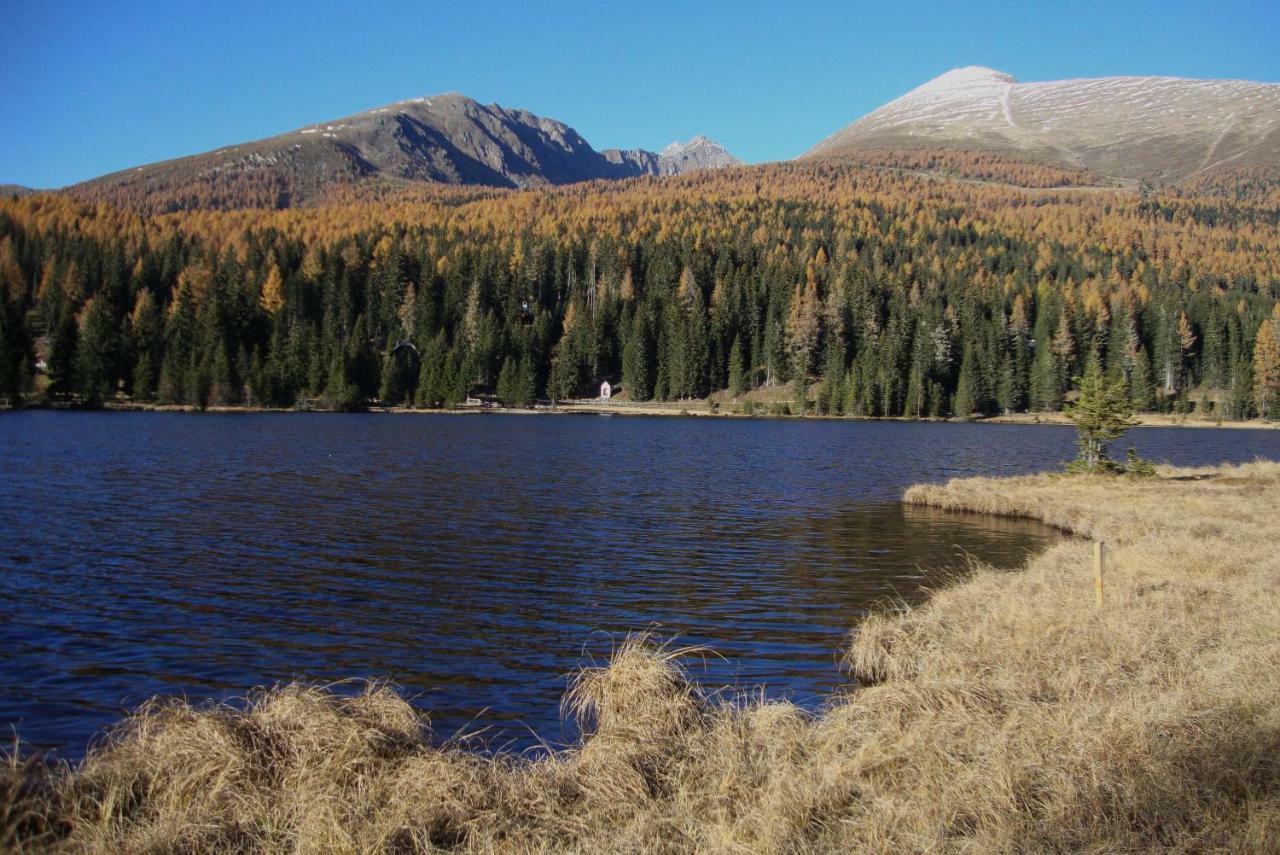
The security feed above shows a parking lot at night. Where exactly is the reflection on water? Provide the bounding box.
[1,412,1275,755]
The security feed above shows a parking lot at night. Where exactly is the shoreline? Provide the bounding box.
[6,461,1279,850]
[7,398,1279,430]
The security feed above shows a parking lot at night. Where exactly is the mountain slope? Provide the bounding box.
[67,94,740,213]
[804,66,1280,185]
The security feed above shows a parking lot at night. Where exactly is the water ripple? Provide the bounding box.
[1,412,1276,756]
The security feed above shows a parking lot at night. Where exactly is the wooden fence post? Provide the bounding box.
[1094,541,1105,608]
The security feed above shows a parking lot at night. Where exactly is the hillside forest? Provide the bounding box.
[2,160,1279,418]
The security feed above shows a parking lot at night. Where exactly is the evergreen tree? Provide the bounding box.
[514,356,537,406]
[1029,340,1058,411]
[793,371,809,416]
[160,282,197,403]
[414,333,448,408]
[952,345,980,417]
[379,346,419,406]
[206,340,235,406]
[727,335,746,398]
[77,296,120,405]
[1064,364,1137,472]
[128,289,162,400]
[46,310,79,401]
[496,356,518,405]
[1028,299,1059,411]
[763,310,784,387]
[324,351,362,411]
[0,166,1274,419]
[0,293,29,404]
[818,344,844,415]
[998,296,1031,413]
[1129,345,1154,411]
[621,309,652,401]
[904,328,929,419]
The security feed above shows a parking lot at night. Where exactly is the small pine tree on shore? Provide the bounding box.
[1065,364,1138,473]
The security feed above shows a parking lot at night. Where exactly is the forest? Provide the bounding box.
[1,160,1278,418]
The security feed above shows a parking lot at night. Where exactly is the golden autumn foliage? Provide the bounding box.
[259,264,285,314]
[7,162,1279,301]
[2,159,1275,415]
[1254,303,1280,417]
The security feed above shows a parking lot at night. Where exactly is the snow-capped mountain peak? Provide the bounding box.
[908,66,1016,96]
[804,67,1280,184]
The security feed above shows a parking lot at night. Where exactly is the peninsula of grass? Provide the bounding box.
[5,462,1278,852]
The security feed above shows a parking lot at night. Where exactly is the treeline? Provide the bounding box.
[1,162,1278,417]
[810,148,1112,189]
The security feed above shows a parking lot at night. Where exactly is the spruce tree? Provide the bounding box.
[324,351,361,411]
[515,356,536,407]
[77,296,122,406]
[952,346,980,417]
[496,356,517,405]
[1130,345,1154,411]
[818,344,844,415]
[0,293,29,404]
[128,289,162,400]
[727,335,746,398]
[46,310,79,402]
[621,309,651,401]
[1029,341,1059,411]
[1065,364,1137,473]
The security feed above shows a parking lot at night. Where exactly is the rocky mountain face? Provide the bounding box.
[68,94,739,212]
[804,66,1280,184]
[657,136,743,174]
[600,136,742,177]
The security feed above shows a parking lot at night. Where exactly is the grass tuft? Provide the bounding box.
[5,461,1279,851]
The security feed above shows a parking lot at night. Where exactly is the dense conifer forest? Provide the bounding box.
[1,161,1278,417]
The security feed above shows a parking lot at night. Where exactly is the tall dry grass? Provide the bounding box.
[4,462,1279,852]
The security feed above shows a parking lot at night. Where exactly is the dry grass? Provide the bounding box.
[5,462,1279,852]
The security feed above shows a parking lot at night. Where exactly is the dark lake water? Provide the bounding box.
[2,412,1277,756]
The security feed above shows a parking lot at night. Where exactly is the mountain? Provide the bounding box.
[67,93,739,213]
[804,66,1280,185]
[657,136,742,174]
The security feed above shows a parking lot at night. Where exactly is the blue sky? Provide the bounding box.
[3,0,1278,188]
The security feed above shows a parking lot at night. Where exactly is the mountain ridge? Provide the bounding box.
[66,93,741,213]
[804,66,1280,185]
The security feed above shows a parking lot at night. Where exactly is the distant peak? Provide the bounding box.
[394,91,472,106]
[654,136,741,173]
[911,66,1017,95]
[661,135,719,155]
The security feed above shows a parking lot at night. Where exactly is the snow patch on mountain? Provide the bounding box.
[806,67,1280,182]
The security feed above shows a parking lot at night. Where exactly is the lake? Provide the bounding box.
[2,412,1277,756]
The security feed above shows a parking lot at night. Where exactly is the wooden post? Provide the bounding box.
[1094,541,1105,608]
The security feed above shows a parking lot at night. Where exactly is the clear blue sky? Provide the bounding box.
[3,0,1278,188]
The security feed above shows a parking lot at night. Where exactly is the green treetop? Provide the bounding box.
[1065,364,1137,473]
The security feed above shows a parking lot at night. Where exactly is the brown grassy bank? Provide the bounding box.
[13,397,1280,428]
[982,410,1280,430]
[5,463,1280,852]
